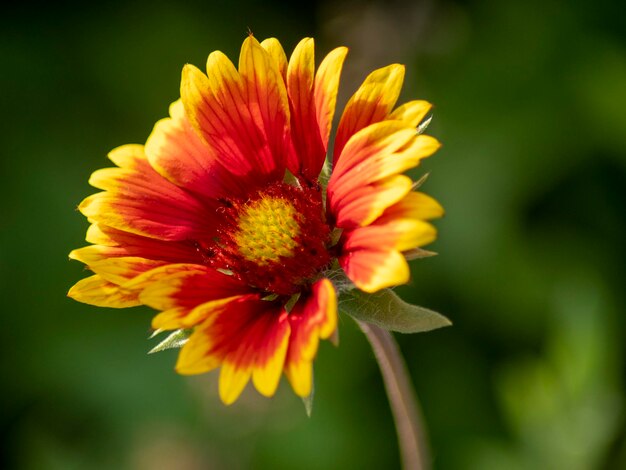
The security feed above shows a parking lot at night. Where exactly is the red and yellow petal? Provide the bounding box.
[259,37,347,181]
[284,38,348,180]
[85,223,116,246]
[330,174,413,229]
[126,264,252,330]
[176,297,290,404]
[74,223,200,265]
[180,36,289,186]
[328,119,440,231]
[260,38,288,79]
[339,133,440,190]
[340,249,410,293]
[77,256,167,286]
[337,190,443,292]
[330,122,439,192]
[342,219,437,253]
[68,275,141,308]
[105,143,144,169]
[375,191,445,224]
[181,63,258,179]
[152,295,257,331]
[286,38,325,180]
[329,121,414,185]
[314,45,348,150]
[333,63,405,162]
[145,100,244,200]
[328,122,414,226]
[284,278,337,397]
[251,311,291,397]
[68,256,170,308]
[80,145,216,241]
[389,100,432,128]
[239,36,291,176]
[79,191,209,242]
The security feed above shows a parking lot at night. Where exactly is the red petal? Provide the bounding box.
[82,145,216,241]
[145,100,245,200]
[180,37,289,188]
[286,38,326,180]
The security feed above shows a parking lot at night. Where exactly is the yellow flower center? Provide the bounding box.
[212,182,331,295]
[233,196,302,265]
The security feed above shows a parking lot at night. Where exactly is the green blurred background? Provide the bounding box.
[2,0,625,468]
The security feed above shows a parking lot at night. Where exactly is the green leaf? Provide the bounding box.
[148,329,192,354]
[339,288,451,334]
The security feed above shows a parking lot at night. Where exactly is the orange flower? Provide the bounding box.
[69,36,443,404]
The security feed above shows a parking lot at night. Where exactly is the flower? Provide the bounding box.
[68,35,443,404]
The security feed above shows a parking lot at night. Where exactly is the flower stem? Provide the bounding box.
[358,321,430,470]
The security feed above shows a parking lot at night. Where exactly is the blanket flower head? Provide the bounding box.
[69,35,443,404]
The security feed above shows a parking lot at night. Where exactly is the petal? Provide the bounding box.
[106,143,145,169]
[175,298,261,376]
[145,100,244,199]
[331,123,439,190]
[175,298,290,404]
[79,191,212,242]
[330,174,413,229]
[252,310,290,397]
[220,302,289,403]
[81,145,215,241]
[152,295,256,331]
[328,122,440,229]
[80,256,167,286]
[137,264,249,309]
[181,37,289,185]
[329,121,415,184]
[68,254,173,309]
[85,223,115,246]
[286,38,326,180]
[219,360,253,405]
[340,249,410,293]
[389,100,432,128]
[264,38,347,182]
[70,245,119,264]
[286,360,312,399]
[285,279,337,397]
[314,46,348,150]
[75,223,200,264]
[180,60,258,177]
[180,63,258,179]
[333,64,405,162]
[68,275,141,308]
[376,191,445,224]
[343,219,437,252]
[239,36,291,176]
[260,37,288,79]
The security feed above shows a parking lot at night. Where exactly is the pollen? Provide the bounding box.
[233,196,301,265]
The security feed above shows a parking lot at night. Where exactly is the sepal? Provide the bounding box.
[149,328,193,354]
[302,376,315,417]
